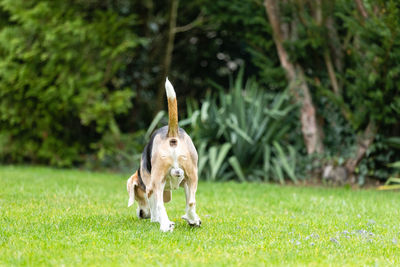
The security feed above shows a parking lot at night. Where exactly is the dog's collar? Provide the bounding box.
[137,168,146,191]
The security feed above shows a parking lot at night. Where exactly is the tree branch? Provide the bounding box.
[156,0,179,112]
[326,15,343,72]
[354,0,368,19]
[314,0,323,25]
[174,13,203,33]
[323,50,340,95]
[264,0,324,154]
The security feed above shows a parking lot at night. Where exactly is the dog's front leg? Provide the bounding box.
[148,169,175,232]
[148,188,158,223]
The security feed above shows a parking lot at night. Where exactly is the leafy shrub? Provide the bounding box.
[0,0,142,166]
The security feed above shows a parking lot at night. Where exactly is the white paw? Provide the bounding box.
[160,221,175,232]
[182,214,202,227]
[150,215,158,223]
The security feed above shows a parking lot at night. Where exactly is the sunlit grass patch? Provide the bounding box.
[1,166,399,266]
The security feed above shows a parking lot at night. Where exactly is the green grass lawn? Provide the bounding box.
[1,166,399,266]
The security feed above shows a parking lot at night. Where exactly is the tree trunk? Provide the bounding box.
[264,0,324,154]
[156,0,179,112]
[345,121,377,175]
[343,1,377,180]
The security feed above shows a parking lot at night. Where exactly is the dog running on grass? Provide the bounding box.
[127,78,201,232]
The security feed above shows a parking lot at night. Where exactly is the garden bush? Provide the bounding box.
[0,0,142,166]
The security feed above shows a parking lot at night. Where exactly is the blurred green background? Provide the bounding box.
[0,0,399,186]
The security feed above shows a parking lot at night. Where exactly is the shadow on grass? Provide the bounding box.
[55,214,201,234]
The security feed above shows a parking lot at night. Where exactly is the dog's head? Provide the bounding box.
[127,171,151,218]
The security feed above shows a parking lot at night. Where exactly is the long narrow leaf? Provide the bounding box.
[385,137,400,149]
[145,111,165,140]
[273,159,285,184]
[226,120,254,144]
[377,185,400,190]
[228,156,246,182]
[197,142,208,178]
[273,142,297,183]
[288,145,297,171]
[201,101,210,122]
[384,177,400,185]
[209,147,217,180]
[263,145,271,181]
[210,143,232,179]
[388,162,400,169]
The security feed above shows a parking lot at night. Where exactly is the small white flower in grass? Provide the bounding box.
[330,238,339,244]
[310,233,320,239]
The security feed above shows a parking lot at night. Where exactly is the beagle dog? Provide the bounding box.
[126,78,201,232]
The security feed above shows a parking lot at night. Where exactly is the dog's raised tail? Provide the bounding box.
[165,77,179,137]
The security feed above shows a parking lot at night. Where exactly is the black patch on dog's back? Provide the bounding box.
[141,126,186,174]
[137,168,146,190]
[141,126,167,173]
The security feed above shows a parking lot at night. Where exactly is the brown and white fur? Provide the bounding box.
[127,78,201,232]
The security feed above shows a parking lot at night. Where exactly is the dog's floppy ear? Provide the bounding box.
[127,173,138,207]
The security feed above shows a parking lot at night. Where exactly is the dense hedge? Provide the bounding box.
[0,1,140,166]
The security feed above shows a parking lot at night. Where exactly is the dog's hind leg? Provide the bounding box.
[181,166,201,227]
[148,168,175,232]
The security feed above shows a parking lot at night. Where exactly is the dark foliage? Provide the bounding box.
[0,0,399,183]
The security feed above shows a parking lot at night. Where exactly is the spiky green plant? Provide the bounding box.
[180,71,299,183]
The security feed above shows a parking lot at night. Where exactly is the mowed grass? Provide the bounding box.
[1,166,400,266]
